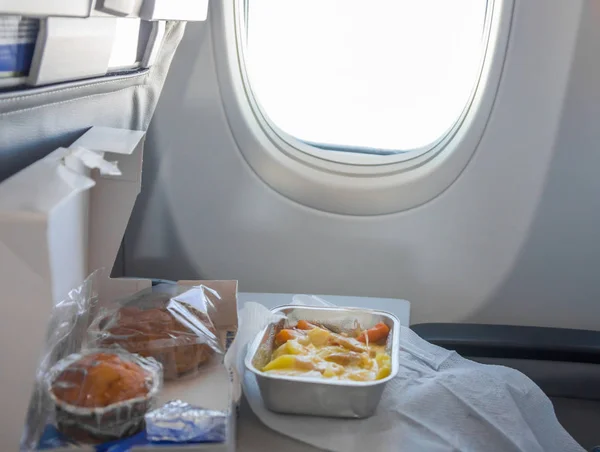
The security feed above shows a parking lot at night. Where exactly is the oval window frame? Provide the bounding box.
[213,0,514,215]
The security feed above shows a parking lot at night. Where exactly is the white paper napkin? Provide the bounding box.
[240,297,584,452]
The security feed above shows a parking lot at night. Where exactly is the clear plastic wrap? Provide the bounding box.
[21,271,98,451]
[88,284,224,381]
[45,348,162,443]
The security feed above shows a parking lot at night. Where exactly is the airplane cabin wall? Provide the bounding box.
[124,0,600,330]
[469,1,600,328]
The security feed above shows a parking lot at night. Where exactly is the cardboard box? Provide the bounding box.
[37,280,239,451]
[0,127,238,451]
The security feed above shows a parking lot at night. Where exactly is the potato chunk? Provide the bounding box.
[375,353,391,380]
[262,354,316,372]
[262,355,296,371]
[307,327,331,346]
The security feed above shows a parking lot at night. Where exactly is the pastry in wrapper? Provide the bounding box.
[46,349,162,443]
[88,286,223,380]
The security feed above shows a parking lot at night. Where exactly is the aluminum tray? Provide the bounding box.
[245,305,400,418]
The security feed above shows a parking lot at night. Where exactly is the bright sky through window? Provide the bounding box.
[245,0,487,153]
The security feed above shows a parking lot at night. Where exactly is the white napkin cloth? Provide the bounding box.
[237,296,584,452]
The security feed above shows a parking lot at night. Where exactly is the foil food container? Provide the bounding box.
[245,305,400,418]
[45,348,163,443]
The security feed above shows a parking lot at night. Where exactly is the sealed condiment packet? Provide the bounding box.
[145,400,227,443]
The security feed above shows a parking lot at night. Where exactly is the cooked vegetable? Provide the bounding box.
[275,328,304,346]
[296,320,316,330]
[263,354,297,371]
[262,354,315,371]
[263,318,392,382]
[375,353,392,379]
[273,340,306,358]
[322,364,344,378]
[357,322,390,344]
[306,327,331,346]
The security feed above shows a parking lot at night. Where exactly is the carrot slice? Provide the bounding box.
[275,329,303,345]
[296,320,316,330]
[357,322,390,343]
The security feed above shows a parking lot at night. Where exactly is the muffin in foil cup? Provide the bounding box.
[45,348,163,444]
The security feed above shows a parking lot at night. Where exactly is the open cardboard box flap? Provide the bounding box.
[0,127,238,450]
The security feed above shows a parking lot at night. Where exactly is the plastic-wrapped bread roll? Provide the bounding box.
[88,285,224,380]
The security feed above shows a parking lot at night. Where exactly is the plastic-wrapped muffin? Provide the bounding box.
[88,287,223,380]
[46,350,162,443]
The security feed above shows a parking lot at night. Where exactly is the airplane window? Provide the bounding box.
[242,0,489,158]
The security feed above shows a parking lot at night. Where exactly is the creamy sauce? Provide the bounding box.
[263,326,391,381]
